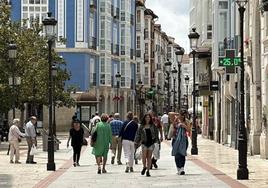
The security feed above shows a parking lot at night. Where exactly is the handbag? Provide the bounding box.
[135,146,142,161]
[30,144,37,156]
[90,130,97,147]
[171,126,187,156]
[18,137,22,143]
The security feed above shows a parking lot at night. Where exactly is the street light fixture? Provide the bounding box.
[115,72,121,113]
[175,47,185,110]
[165,60,172,112]
[188,27,200,155]
[171,67,178,112]
[8,43,17,119]
[185,75,190,110]
[43,12,57,171]
[236,0,249,180]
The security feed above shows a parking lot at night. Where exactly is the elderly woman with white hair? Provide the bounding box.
[8,119,25,164]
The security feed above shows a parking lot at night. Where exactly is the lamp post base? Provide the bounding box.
[191,147,198,155]
[237,167,248,180]
[47,162,56,171]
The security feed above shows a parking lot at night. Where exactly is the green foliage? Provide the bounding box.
[0,2,74,114]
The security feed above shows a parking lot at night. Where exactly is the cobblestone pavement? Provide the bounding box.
[1,134,268,188]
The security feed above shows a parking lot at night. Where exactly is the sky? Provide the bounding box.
[145,0,190,52]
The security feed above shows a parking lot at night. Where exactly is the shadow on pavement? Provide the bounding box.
[0,174,13,188]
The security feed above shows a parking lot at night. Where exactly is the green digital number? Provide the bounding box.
[234,58,241,66]
[223,58,231,66]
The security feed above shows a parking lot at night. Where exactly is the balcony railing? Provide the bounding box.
[88,36,97,50]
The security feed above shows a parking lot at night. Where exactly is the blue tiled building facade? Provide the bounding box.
[11,0,137,115]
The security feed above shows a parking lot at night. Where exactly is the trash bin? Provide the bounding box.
[42,129,60,151]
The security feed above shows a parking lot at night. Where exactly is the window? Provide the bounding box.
[137,36,140,49]
[137,10,141,23]
[121,12,125,21]
[137,62,140,73]
[29,6,34,11]
[145,43,148,54]
[36,0,40,4]
[35,7,40,11]
[42,7,47,12]
[100,2,105,12]
[219,1,228,9]
[29,0,34,4]
[23,6,28,11]
[42,0,47,4]
[23,0,28,3]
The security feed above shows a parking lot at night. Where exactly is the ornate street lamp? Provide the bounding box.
[8,43,17,119]
[188,27,200,155]
[236,0,249,180]
[171,67,178,112]
[165,60,172,112]
[43,12,57,171]
[115,72,121,113]
[175,47,185,110]
[185,75,190,110]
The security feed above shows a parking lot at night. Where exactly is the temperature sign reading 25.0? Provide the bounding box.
[219,57,241,67]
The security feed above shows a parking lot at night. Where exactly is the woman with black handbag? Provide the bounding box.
[67,120,84,167]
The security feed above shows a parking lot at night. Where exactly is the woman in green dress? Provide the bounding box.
[92,113,112,174]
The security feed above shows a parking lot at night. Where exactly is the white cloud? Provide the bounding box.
[145,0,190,52]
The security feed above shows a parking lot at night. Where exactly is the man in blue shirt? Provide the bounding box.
[110,113,123,165]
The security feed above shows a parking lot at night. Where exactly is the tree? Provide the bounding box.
[0,2,75,118]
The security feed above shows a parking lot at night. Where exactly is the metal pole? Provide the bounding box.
[178,64,181,111]
[117,81,119,113]
[12,61,15,119]
[53,76,56,137]
[191,50,198,155]
[167,73,170,112]
[237,5,248,180]
[173,78,176,111]
[186,84,189,109]
[47,39,55,171]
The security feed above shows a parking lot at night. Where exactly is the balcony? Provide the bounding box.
[156,64,162,70]
[90,0,97,10]
[88,36,97,50]
[111,43,119,56]
[130,49,134,59]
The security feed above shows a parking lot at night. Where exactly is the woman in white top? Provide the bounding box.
[8,119,25,164]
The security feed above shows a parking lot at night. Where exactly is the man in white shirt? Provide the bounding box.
[25,116,37,164]
[8,119,25,163]
[161,112,169,140]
